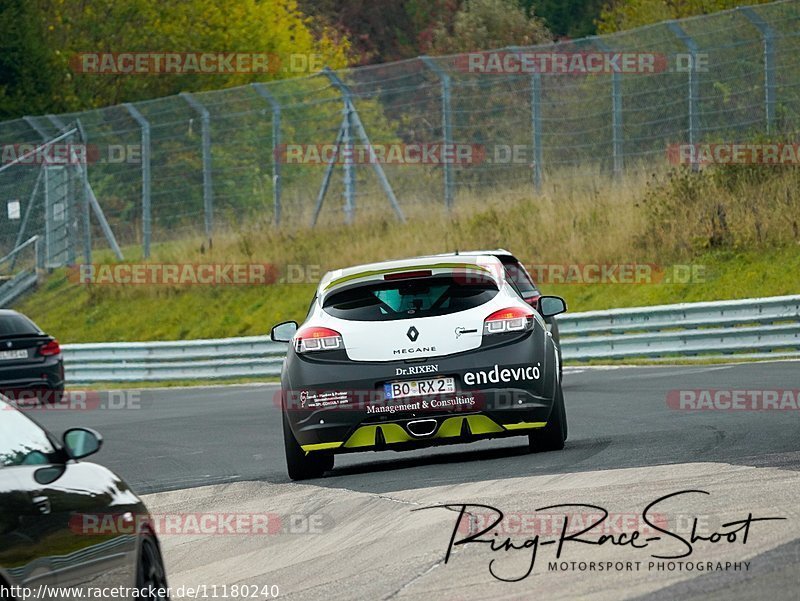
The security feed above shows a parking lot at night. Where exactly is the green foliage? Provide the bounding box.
[0,0,350,119]
[637,163,800,254]
[297,0,456,64]
[520,0,605,38]
[0,0,64,119]
[597,0,775,34]
[429,0,552,54]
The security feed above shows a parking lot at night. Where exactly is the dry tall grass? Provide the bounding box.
[153,164,800,273]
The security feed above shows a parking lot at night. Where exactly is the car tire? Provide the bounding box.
[529,382,566,452]
[136,535,169,600]
[283,411,334,480]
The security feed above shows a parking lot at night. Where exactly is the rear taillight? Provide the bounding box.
[294,327,344,354]
[483,307,534,335]
[39,340,61,356]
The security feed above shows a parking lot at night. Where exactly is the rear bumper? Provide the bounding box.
[281,329,559,453]
[299,411,550,454]
[0,356,64,398]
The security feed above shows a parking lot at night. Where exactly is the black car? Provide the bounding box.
[433,250,563,379]
[0,310,64,403]
[0,395,168,600]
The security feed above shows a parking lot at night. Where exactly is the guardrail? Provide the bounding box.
[62,295,800,383]
[64,336,286,383]
[557,294,800,360]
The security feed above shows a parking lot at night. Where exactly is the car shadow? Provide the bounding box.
[306,425,800,496]
[306,435,615,494]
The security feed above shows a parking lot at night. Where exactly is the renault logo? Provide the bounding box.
[406,326,419,342]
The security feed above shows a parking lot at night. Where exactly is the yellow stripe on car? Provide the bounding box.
[301,442,343,453]
[343,424,412,448]
[502,421,547,430]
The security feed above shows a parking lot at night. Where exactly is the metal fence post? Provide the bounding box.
[124,103,152,258]
[322,70,356,223]
[508,47,544,191]
[180,92,214,240]
[531,72,544,191]
[593,39,623,178]
[739,7,776,134]
[251,83,282,226]
[668,22,700,170]
[420,56,454,209]
[79,141,92,266]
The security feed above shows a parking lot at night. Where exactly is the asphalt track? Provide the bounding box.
[34,361,800,600]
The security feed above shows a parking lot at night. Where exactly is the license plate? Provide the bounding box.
[384,377,455,400]
[0,349,28,360]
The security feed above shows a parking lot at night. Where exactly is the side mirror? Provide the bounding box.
[537,295,567,318]
[63,428,103,460]
[271,321,298,343]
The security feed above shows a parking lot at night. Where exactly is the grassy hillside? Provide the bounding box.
[17,166,800,343]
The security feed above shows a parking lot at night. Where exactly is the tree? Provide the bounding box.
[597,0,775,34]
[0,0,351,119]
[520,0,606,38]
[429,0,551,55]
[298,0,456,64]
[0,0,65,119]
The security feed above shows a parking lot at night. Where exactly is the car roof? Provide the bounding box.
[319,254,505,296]
[429,248,516,259]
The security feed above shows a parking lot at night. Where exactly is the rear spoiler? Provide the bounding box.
[322,262,499,295]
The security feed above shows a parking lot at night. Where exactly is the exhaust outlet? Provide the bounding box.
[406,419,438,437]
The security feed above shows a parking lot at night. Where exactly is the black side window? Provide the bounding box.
[0,404,59,467]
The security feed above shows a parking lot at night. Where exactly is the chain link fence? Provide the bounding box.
[0,0,799,264]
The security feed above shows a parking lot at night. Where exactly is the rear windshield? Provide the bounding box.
[323,275,498,321]
[0,314,41,337]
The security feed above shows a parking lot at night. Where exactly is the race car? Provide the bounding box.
[270,255,568,480]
